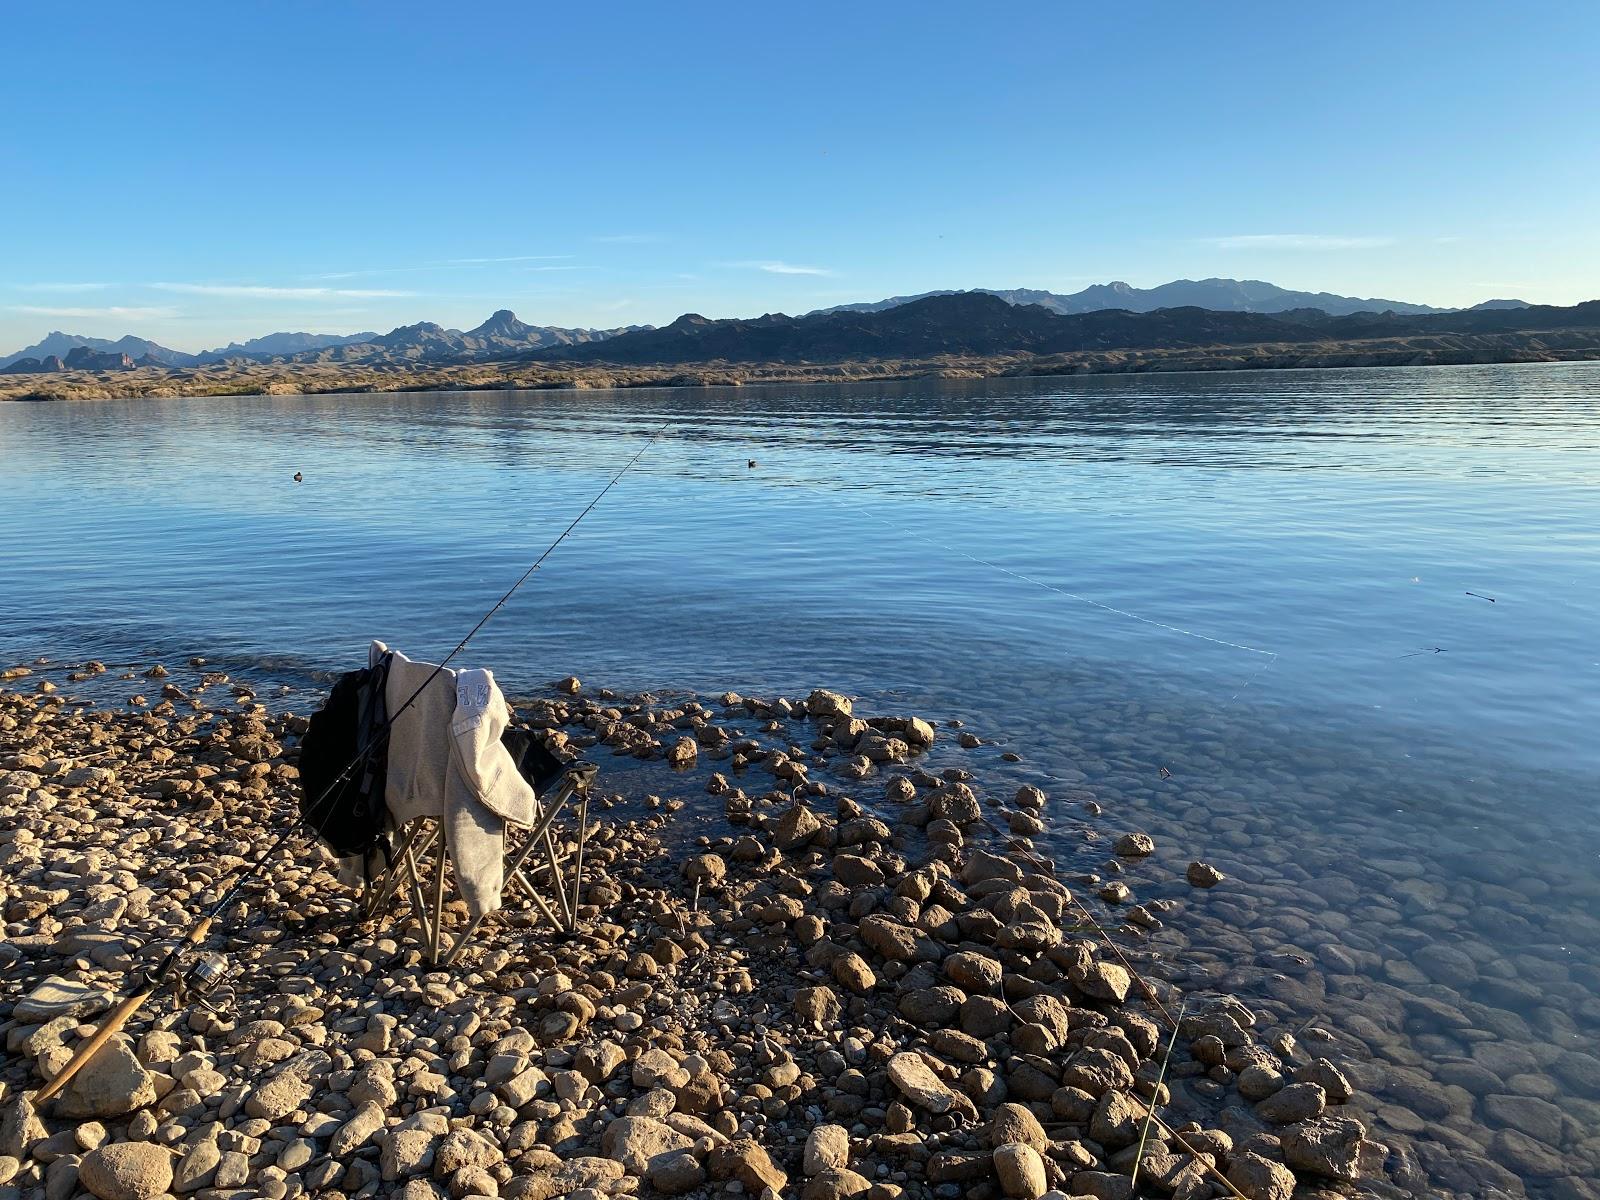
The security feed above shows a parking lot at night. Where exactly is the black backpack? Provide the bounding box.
[500,726,573,795]
[298,655,391,858]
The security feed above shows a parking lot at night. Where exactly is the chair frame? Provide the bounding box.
[359,763,598,965]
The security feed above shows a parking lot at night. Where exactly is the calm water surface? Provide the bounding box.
[3,365,1599,1196]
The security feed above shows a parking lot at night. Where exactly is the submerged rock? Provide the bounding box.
[1113,832,1154,857]
[1186,860,1225,887]
[1281,1115,1366,1180]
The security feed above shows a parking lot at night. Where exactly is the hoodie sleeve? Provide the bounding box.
[450,668,537,826]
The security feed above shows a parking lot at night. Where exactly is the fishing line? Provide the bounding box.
[22,425,670,815]
[920,535,1273,660]
[32,422,670,1105]
[752,463,1286,807]
[762,470,1521,797]
[208,419,671,921]
[767,467,1279,686]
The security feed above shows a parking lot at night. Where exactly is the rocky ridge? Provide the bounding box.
[531,296,1600,368]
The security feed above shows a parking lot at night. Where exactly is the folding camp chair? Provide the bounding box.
[359,759,599,966]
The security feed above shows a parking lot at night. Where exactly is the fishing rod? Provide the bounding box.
[34,422,670,1108]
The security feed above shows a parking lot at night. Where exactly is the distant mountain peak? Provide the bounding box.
[471,309,528,336]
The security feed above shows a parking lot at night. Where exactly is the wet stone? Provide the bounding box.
[1280,1115,1366,1181]
[1255,1081,1325,1125]
[1113,832,1154,858]
[1225,1151,1295,1200]
[1186,861,1225,888]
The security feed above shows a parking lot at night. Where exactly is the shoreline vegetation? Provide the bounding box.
[5,332,1600,404]
[2,659,1379,1200]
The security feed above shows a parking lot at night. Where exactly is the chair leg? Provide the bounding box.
[366,822,434,918]
[434,771,597,967]
[402,833,435,951]
[507,864,564,928]
[430,836,448,965]
[571,790,590,918]
[541,826,574,930]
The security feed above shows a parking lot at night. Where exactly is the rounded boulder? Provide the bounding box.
[79,1142,174,1200]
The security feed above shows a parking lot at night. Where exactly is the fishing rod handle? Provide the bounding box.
[31,916,214,1107]
[32,983,157,1104]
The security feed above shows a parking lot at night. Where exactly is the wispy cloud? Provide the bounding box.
[152,283,416,299]
[16,282,115,293]
[11,305,177,320]
[309,256,573,280]
[443,254,573,265]
[1204,234,1395,251]
[724,260,834,276]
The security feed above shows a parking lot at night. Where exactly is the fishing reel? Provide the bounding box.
[174,951,237,1014]
[133,939,238,1015]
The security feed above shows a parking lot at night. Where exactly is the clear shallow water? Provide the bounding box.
[4,365,1600,1195]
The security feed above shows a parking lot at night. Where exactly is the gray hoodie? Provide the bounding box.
[368,639,537,919]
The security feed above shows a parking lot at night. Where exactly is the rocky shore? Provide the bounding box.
[4,335,1600,404]
[0,658,1580,1200]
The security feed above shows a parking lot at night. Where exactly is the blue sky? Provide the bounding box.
[2,1,1596,352]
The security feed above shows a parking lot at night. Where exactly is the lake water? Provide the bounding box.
[4,366,1599,1196]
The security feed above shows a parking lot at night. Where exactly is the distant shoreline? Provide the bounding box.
[5,333,1599,403]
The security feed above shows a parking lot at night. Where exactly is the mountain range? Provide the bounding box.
[280,311,643,366]
[0,329,376,371]
[810,278,1528,318]
[0,312,634,373]
[533,293,1597,367]
[0,279,1539,373]
[0,331,199,370]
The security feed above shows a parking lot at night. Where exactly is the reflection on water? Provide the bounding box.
[4,363,1600,1195]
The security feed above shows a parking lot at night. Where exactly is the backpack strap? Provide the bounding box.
[356,652,393,870]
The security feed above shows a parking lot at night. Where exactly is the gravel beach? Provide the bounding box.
[2,658,1591,1200]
